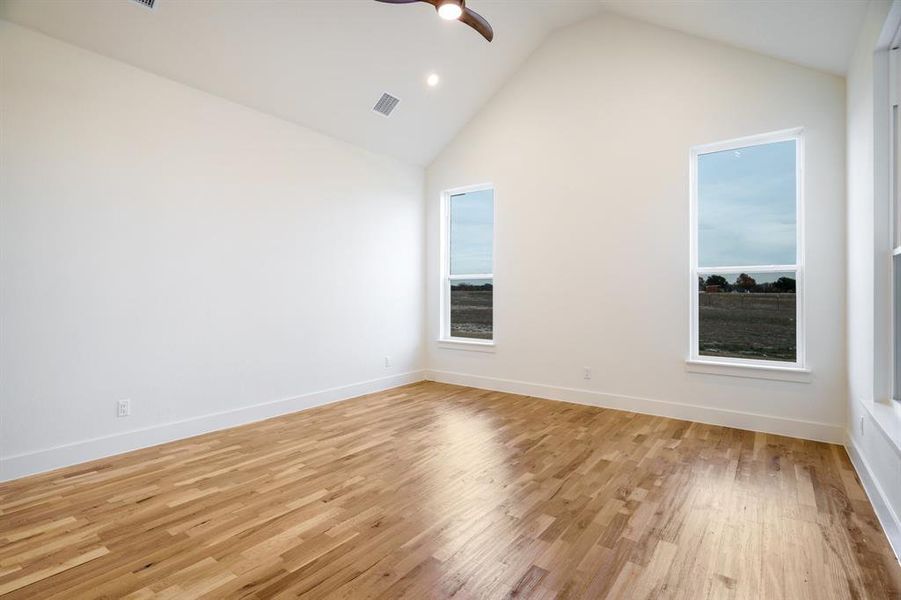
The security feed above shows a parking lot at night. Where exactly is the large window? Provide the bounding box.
[441,185,494,344]
[690,129,803,368]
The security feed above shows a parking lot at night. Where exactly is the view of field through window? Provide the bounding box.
[696,138,798,363]
[698,272,796,362]
[448,189,494,340]
[450,279,493,340]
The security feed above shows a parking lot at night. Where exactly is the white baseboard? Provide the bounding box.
[425,369,845,444]
[845,435,901,562]
[0,370,426,483]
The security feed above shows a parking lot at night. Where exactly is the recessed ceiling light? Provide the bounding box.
[427,73,440,87]
[437,1,463,20]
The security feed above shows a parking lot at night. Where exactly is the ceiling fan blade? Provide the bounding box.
[460,6,493,42]
[373,0,438,4]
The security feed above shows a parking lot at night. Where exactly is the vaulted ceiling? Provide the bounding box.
[0,0,869,166]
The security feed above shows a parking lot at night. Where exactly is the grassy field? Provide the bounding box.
[450,288,493,339]
[698,292,796,362]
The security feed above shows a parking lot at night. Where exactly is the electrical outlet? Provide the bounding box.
[583,367,592,380]
[117,399,131,418]
[384,356,391,368]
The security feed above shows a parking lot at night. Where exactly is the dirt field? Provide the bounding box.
[450,288,493,339]
[698,292,796,362]
[449,289,793,357]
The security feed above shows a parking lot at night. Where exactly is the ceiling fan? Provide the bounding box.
[374,0,494,42]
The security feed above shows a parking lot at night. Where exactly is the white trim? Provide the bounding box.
[845,436,901,562]
[685,359,811,383]
[689,128,803,155]
[0,371,426,483]
[439,183,495,349]
[425,370,843,444]
[689,128,805,372]
[436,338,496,352]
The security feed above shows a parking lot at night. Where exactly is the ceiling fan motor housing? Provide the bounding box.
[375,0,493,42]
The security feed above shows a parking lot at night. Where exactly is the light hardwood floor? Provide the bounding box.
[0,381,899,599]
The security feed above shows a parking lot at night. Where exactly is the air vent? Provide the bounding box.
[131,0,156,9]
[372,93,400,117]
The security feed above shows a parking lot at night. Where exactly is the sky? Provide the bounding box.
[449,142,795,280]
[450,189,494,275]
[698,139,796,268]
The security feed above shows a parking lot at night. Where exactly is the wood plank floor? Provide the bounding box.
[0,381,899,599]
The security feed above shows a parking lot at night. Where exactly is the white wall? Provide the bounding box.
[844,0,901,557]
[426,13,848,442]
[0,21,425,480]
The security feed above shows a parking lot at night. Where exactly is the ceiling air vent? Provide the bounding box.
[372,93,400,117]
[131,0,156,9]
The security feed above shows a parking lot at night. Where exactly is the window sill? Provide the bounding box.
[437,338,496,353]
[862,397,901,455]
[685,359,811,383]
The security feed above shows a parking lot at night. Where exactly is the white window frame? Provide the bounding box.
[864,7,901,436]
[871,11,901,406]
[893,47,901,251]
[438,183,496,350]
[891,43,901,402]
[687,128,808,380]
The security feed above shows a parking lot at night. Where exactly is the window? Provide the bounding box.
[892,47,901,399]
[690,129,804,370]
[441,185,494,344]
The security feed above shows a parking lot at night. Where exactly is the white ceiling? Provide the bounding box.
[597,0,868,78]
[0,0,869,166]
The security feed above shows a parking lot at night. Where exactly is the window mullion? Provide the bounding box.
[697,265,798,274]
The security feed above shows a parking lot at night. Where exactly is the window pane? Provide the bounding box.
[698,140,796,267]
[450,278,493,340]
[698,271,796,362]
[450,189,493,275]
[894,105,900,249]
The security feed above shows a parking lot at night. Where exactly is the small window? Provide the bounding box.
[441,186,494,343]
[690,130,803,368]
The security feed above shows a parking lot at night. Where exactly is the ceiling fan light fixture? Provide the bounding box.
[437,1,463,20]
[375,0,493,42]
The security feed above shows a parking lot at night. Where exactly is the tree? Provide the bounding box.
[698,276,705,291]
[772,276,796,293]
[735,273,757,292]
[704,274,732,292]
[452,282,493,292]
